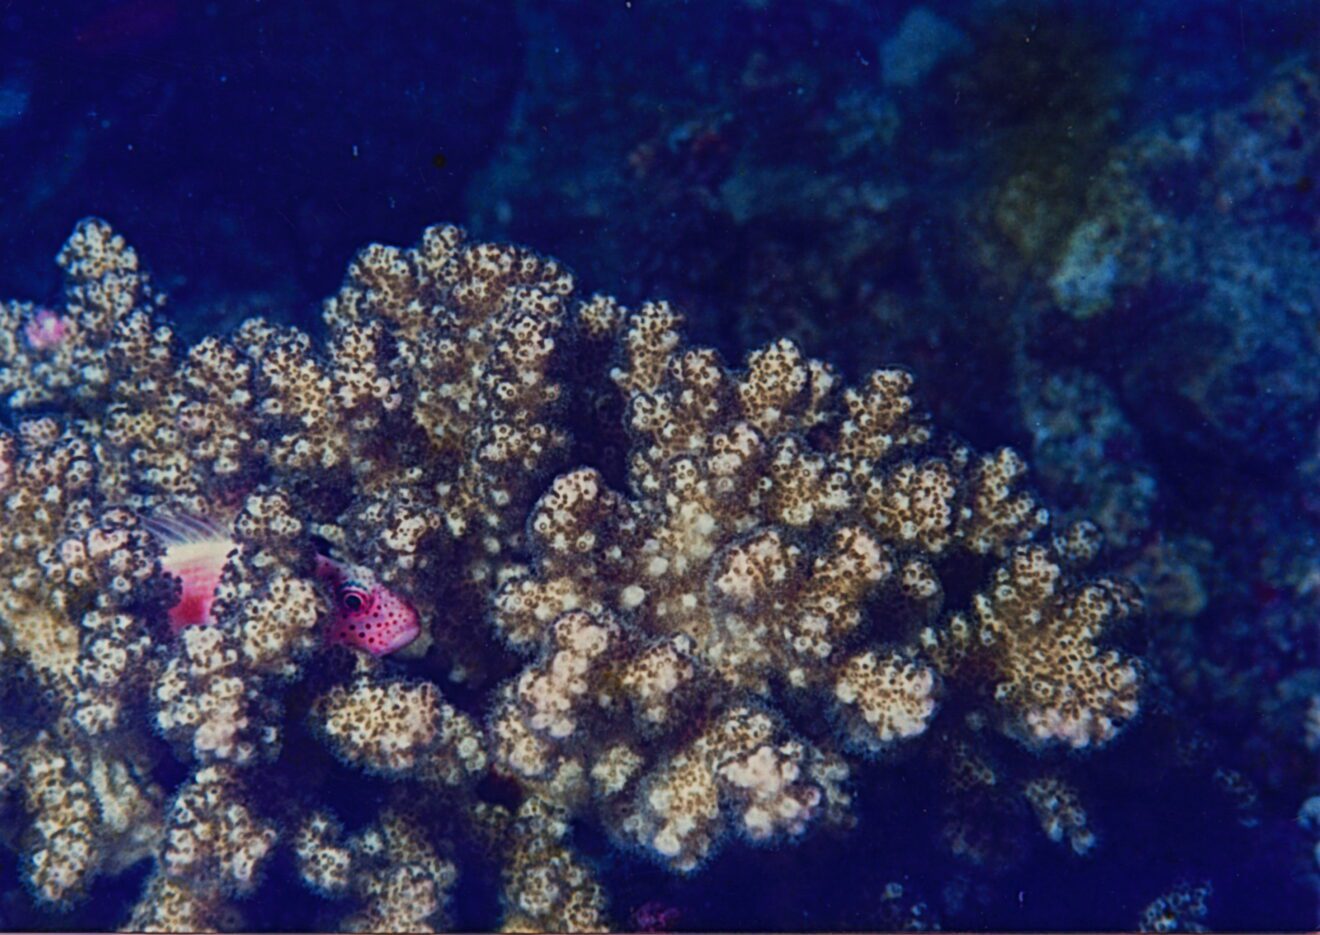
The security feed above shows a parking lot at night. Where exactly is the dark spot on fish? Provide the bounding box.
[431,152,448,170]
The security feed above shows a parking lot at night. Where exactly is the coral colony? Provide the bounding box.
[0,219,1144,930]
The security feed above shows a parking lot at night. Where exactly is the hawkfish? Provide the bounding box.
[144,513,421,656]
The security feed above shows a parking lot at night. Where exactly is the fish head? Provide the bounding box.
[319,557,421,656]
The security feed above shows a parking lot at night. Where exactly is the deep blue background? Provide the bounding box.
[0,0,1316,931]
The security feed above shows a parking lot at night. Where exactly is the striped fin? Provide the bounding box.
[141,511,231,547]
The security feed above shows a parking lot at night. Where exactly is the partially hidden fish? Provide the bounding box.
[145,513,421,656]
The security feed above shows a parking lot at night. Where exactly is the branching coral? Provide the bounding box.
[317,224,576,587]
[160,764,278,894]
[486,294,1138,876]
[310,672,487,784]
[18,731,160,906]
[1139,880,1213,933]
[498,796,609,933]
[921,531,1143,750]
[0,219,1145,928]
[0,219,166,411]
[295,808,461,933]
[1023,775,1096,855]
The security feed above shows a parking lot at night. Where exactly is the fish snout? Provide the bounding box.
[375,595,422,655]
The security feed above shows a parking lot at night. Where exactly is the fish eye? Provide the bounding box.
[340,587,368,613]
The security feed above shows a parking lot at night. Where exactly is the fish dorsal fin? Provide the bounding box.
[143,510,239,581]
[141,511,231,547]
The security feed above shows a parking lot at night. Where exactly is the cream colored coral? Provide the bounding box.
[0,218,164,409]
[590,744,644,798]
[0,426,161,734]
[342,811,459,933]
[322,222,573,561]
[499,797,608,933]
[203,499,324,680]
[20,735,100,906]
[312,675,486,782]
[239,320,350,474]
[491,611,624,787]
[126,871,224,933]
[161,765,277,893]
[294,812,353,896]
[718,741,822,842]
[13,726,161,908]
[836,368,930,467]
[620,706,842,871]
[67,609,154,735]
[519,611,619,739]
[610,300,683,396]
[493,572,592,650]
[974,546,1142,749]
[1024,776,1096,854]
[626,749,722,871]
[154,624,270,765]
[957,447,1050,555]
[834,650,939,752]
[712,529,799,605]
[619,635,696,727]
[863,459,958,553]
[737,339,816,434]
[1139,881,1212,933]
[780,525,893,683]
[490,291,1143,879]
[294,802,464,929]
[0,218,1153,926]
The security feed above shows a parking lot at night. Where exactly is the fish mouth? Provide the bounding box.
[380,619,422,655]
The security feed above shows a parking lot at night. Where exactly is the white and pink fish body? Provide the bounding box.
[149,514,420,656]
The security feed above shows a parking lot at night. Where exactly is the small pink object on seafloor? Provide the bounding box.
[632,901,682,933]
[23,308,69,350]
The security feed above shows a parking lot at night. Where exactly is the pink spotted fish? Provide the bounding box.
[146,514,421,655]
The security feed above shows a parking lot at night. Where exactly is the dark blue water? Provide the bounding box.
[0,1,1317,931]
